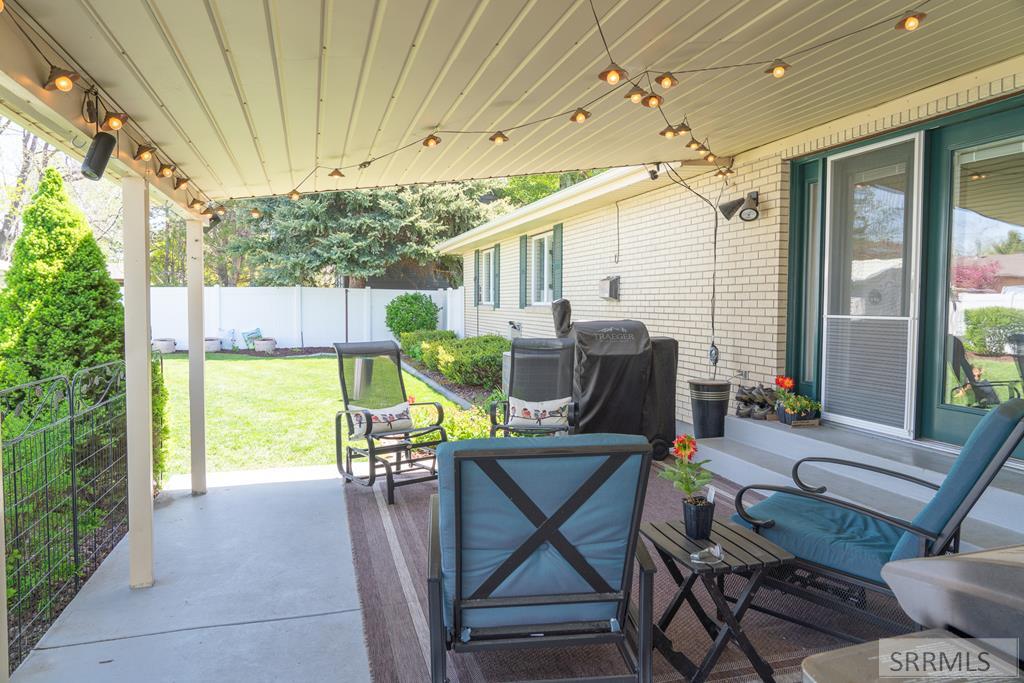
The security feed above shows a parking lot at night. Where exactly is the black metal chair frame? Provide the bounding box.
[334,341,447,504]
[732,418,1024,643]
[428,442,655,683]
[489,338,577,437]
[949,335,1021,407]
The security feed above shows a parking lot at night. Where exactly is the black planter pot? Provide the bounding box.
[775,403,821,426]
[683,498,715,539]
[688,379,731,438]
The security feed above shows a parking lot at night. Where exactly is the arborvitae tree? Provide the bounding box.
[0,168,124,388]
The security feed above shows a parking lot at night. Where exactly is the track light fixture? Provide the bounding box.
[133,145,154,162]
[655,73,678,89]
[625,85,646,104]
[766,59,789,78]
[598,62,626,85]
[157,163,174,178]
[44,66,80,93]
[643,93,663,108]
[288,189,301,201]
[658,125,677,139]
[569,108,590,123]
[250,208,262,219]
[423,134,441,148]
[896,13,926,31]
[174,177,189,190]
[489,131,509,145]
[100,111,128,131]
[328,168,344,178]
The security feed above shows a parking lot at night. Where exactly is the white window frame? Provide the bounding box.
[530,231,553,305]
[480,247,494,305]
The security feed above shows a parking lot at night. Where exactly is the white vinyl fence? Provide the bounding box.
[149,286,464,350]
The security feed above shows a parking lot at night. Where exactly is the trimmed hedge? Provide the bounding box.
[399,329,456,360]
[384,292,439,337]
[964,306,1024,355]
[418,334,510,389]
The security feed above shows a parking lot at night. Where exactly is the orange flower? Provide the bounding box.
[407,395,416,404]
[775,375,795,391]
[673,434,698,461]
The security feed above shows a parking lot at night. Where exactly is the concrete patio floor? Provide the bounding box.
[12,466,371,683]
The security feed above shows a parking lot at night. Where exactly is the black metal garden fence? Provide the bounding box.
[0,360,129,671]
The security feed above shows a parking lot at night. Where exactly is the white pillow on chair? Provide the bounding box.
[350,402,413,436]
[507,396,571,428]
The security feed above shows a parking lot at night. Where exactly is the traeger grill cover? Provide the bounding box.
[572,320,651,435]
[552,298,573,338]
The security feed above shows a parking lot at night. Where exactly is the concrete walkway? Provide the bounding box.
[12,466,371,683]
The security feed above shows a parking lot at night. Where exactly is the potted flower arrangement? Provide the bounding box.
[776,391,822,427]
[658,435,715,539]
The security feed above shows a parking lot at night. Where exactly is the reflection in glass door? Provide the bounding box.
[943,137,1024,412]
[822,134,921,436]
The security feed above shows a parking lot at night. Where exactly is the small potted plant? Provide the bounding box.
[776,392,822,427]
[658,435,715,539]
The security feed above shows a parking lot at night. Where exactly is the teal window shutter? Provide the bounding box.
[493,244,500,309]
[552,223,563,300]
[519,236,528,308]
[473,249,480,306]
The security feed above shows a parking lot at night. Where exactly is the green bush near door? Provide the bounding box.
[963,306,1024,355]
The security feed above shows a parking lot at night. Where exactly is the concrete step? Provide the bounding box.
[696,432,1024,548]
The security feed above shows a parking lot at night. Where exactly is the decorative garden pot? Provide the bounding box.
[683,498,715,539]
[776,404,821,427]
[204,337,222,352]
[254,337,277,354]
[688,379,731,438]
[152,338,176,354]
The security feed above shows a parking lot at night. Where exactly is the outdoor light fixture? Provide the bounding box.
[658,125,677,139]
[489,131,509,145]
[720,191,760,221]
[970,172,987,180]
[696,142,709,154]
[896,13,926,31]
[598,62,626,85]
[703,150,717,162]
[174,177,189,190]
[201,206,214,216]
[569,108,590,123]
[766,60,789,78]
[656,72,678,89]
[100,111,128,131]
[81,132,116,181]
[133,145,154,162]
[44,66,80,92]
[358,161,372,169]
[686,136,701,150]
[250,208,262,219]
[625,85,646,104]
[288,189,301,201]
[423,134,441,148]
[215,205,227,216]
[189,198,204,210]
[675,119,692,135]
[328,168,344,178]
[649,163,660,180]
[643,93,663,108]
[157,163,174,178]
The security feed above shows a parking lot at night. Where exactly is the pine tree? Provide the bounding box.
[0,168,124,388]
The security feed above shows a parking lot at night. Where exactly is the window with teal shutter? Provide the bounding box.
[473,249,480,306]
[493,244,500,309]
[519,235,528,308]
[552,224,563,300]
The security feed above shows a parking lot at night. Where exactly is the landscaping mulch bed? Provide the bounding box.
[401,356,491,405]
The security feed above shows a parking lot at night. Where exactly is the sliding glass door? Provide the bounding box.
[821,134,922,436]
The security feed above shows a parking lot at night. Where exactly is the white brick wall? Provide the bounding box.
[460,57,1024,424]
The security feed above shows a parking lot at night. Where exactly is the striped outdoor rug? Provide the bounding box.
[344,461,907,682]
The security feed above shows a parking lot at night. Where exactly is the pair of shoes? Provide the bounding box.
[751,405,773,420]
[736,404,753,418]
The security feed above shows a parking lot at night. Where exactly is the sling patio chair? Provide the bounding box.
[490,337,576,437]
[428,434,655,683]
[732,398,1024,642]
[334,341,446,504]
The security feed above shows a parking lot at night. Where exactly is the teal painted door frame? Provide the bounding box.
[786,160,824,398]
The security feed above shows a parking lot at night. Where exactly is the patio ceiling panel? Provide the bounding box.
[6,0,1024,203]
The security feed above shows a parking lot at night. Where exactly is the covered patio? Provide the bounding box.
[2,0,1024,681]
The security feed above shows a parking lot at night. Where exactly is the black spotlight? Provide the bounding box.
[81,132,117,180]
[719,191,760,221]
[718,197,744,220]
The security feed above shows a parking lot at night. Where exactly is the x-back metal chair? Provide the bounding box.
[949,335,1020,407]
[334,341,446,504]
[428,434,655,682]
[490,337,576,437]
[732,398,1024,642]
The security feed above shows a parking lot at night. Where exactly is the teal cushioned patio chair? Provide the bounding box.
[427,434,655,683]
[732,399,1024,641]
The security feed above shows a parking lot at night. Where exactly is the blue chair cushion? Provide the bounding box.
[436,434,649,636]
[891,399,1024,561]
[732,493,905,584]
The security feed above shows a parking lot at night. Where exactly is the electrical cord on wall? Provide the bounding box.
[665,165,728,378]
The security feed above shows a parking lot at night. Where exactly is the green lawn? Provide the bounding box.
[162,352,458,473]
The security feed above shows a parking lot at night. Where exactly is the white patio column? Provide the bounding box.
[122,176,155,589]
[186,218,207,495]
[0,435,9,683]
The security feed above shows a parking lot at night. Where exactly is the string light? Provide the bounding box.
[896,13,926,31]
[569,108,591,123]
[250,208,263,219]
[675,119,692,135]
[358,161,372,169]
[173,177,189,190]
[288,189,301,201]
[655,73,678,89]
[643,93,663,108]
[188,198,204,210]
[625,85,646,104]
[703,150,717,162]
[686,137,701,150]
[489,131,509,145]
[598,62,626,85]
[423,134,441,148]
[658,125,677,139]
[101,111,128,131]
[215,205,227,216]
[157,163,174,178]
[134,145,154,161]
[44,66,79,92]
[200,206,214,217]
[328,168,345,178]
[766,60,789,78]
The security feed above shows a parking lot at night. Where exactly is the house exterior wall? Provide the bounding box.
[459,56,1024,424]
